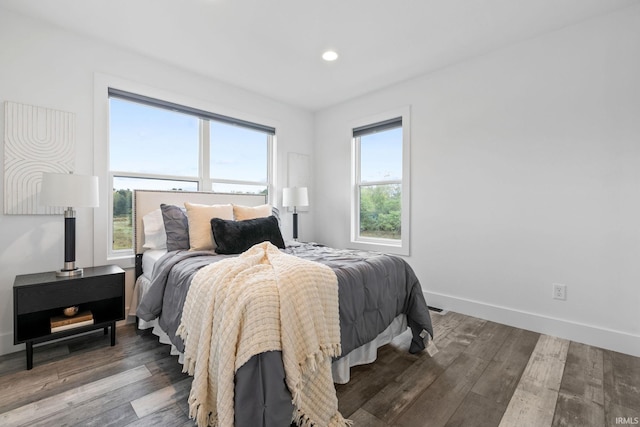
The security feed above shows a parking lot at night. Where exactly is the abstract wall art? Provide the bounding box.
[4,101,75,215]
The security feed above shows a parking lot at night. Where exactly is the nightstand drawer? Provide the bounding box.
[15,276,122,315]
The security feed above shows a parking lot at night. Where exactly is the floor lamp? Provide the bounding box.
[282,187,308,241]
[40,172,99,277]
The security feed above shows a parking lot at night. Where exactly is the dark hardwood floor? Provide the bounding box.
[0,311,638,426]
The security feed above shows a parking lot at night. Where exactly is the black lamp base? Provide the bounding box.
[292,211,299,241]
[58,207,82,277]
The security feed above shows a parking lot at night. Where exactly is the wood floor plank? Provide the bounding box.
[446,327,540,426]
[552,341,605,427]
[552,393,605,427]
[361,341,463,423]
[463,321,513,361]
[394,352,491,427]
[362,315,487,423]
[348,408,388,427]
[0,366,151,427]
[443,390,505,427]
[123,402,192,427]
[0,368,60,412]
[605,403,640,427]
[36,402,138,427]
[88,405,138,427]
[603,349,640,427]
[559,341,604,404]
[436,315,487,350]
[432,312,476,347]
[131,377,193,418]
[607,350,640,410]
[471,328,540,406]
[335,344,414,418]
[498,334,570,427]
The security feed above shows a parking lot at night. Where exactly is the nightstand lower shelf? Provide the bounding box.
[23,321,116,370]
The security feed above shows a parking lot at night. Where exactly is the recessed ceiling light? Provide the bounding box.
[322,50,338,61]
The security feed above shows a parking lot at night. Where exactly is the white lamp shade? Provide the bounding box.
[282,187,309,207]
[40,173,99,208]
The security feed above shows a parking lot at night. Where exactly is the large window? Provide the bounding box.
[108,89,274,255]
[352,108,410,255]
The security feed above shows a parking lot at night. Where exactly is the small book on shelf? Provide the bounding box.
[51,319,94,333]
[50,310,94,333]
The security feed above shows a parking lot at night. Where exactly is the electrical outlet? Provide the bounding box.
[553,283,567,300]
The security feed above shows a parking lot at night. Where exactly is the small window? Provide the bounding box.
[351,108,410,255]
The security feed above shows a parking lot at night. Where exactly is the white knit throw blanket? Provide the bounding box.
[176,242,350,427]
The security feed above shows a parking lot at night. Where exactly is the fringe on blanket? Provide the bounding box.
[292,410,354,427]
[189,398,217,427]
[288,343,351,427]
[176,323,195,376]
[179,323,215,426]
[298,344,341,374]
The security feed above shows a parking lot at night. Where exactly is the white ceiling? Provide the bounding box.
[1,0,637,111]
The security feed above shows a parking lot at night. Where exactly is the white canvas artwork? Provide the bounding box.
[287,152,310,211]
[287,152,310,188]
[4,101,75,215]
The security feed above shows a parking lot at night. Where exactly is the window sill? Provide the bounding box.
[105,254,135,270]
[349,239,409,256]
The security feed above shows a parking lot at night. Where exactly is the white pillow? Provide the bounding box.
[184,202,234,251]
[142,208,167,249]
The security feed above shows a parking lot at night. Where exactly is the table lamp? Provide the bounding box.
[282,187,308,241]
[40,172,99,276]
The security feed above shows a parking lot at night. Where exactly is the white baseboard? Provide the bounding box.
[425,291,640,357]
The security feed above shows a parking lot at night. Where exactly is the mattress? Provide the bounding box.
[128,249,165,319]
[142,249,166,280]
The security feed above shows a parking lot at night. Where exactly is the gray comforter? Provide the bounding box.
[136,242,432,426]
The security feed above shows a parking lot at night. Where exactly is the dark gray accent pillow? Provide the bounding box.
[211,215,285,255]
[160,204,190,251]
[271,206,281,227]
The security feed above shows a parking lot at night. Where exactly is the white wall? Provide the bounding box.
[0,9,314,356]
[315,6,640,356]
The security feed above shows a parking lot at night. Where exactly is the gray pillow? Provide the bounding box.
[160,204,190,251]
[271,206,281,227]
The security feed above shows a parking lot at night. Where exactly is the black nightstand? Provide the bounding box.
[13,265,125,370]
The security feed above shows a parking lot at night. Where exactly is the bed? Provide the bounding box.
[131,190,433,427]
